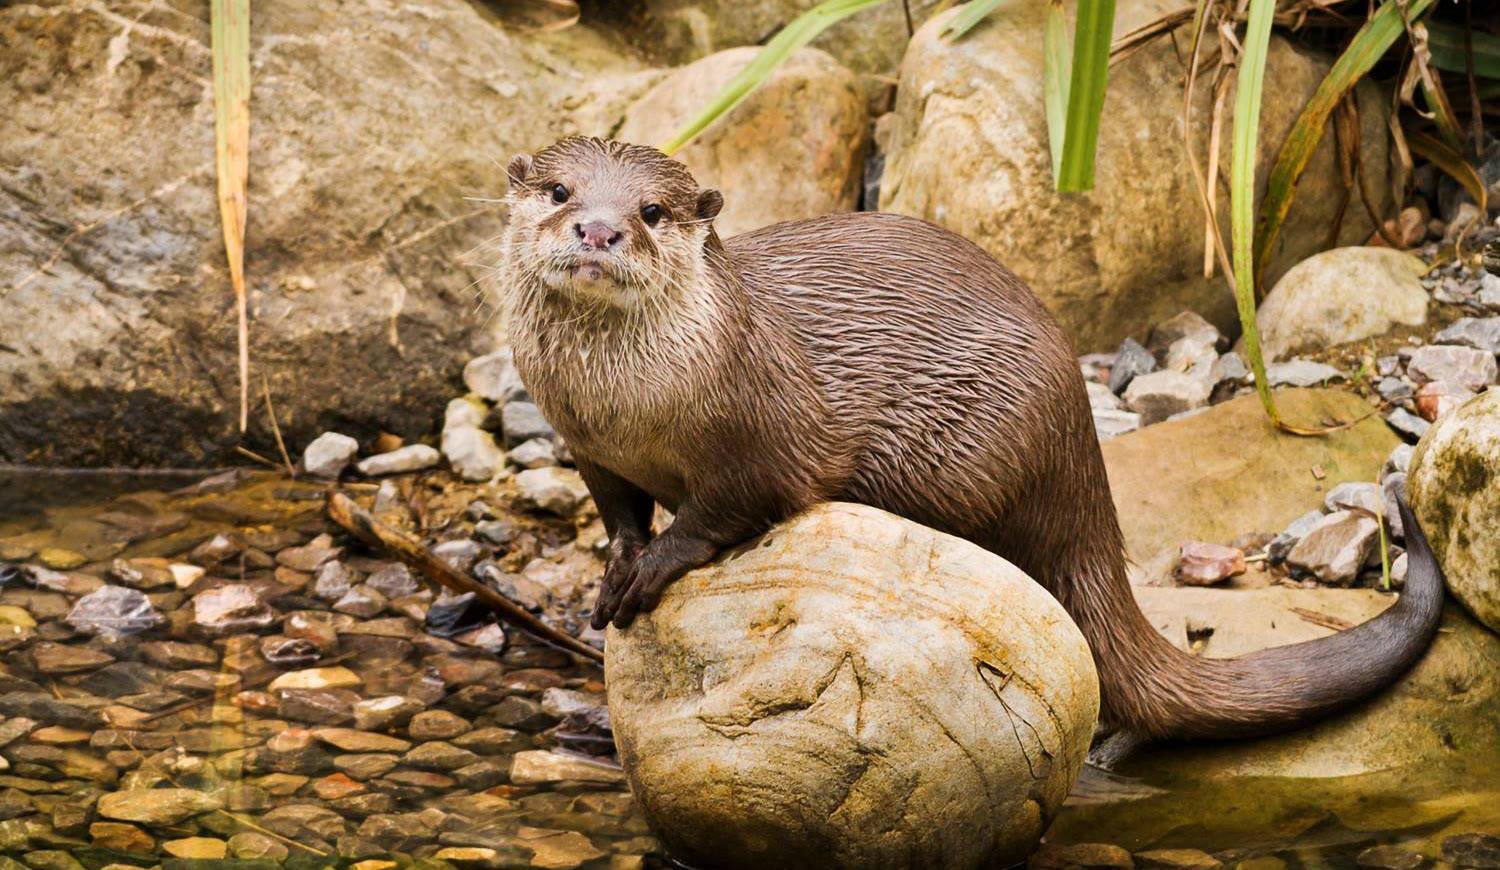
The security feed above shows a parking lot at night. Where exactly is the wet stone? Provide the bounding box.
[1356,845,1427,870]
[260,635,324,667]
[89,821,154,854]
[313,728,412,754]
[509,750,624,785]
[313,561,360,602]
[335,754,400,782]
[454,727,529,756]
[277,689,360,726]
[1030,842,1136,869]
[107,559,176,591]
[408,710,472,741]
[192,584,275,635]
[364,563,418,599]
[333,585,388,618]
[269,666,362,692]
[1444,834,1500,869]
[64,586,163,638]
[30,642,113,675]
[78,662,165,698]
[403,741,480,771]
[353,696,423,732]
[29,567,103,596]
[277,535,343,572]
[189,533,242,566]
[228,830,290,861]
[97,788,222,825]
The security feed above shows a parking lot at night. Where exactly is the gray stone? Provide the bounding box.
[353,696,423,733]
[432,540,483,574]
[1382,443,1414,480]
[64,586,162,638]
[1108,338,1156,394]
[1209,352,1249,386]
[607,502,1098,869]
[1092,409,1142,442]
[1323,482,1382,516]
[463,349,527,404]
[514,468,590,517]
[1381,472,1407,540]
[1407,344,1499,390]
[1376,376,1414,402]
[1123,369,1212,425]
[1444,833,1500,869]
[1409,388,1500,631]
[1255,248,1428,361]
[1478,272,1500,312]
[1387,407,1431,441]
[1149,311,1224,357]
[1285,510,1379,585]
[302,432,359,479]
[507,437,558,469]
[1265,360,1344,387]
[442,425,505,483]
[356,445,440,477]
[1086,381,1124,411]
[1269,510,1329,565]
[443,396,489,431]
[500,402,555,447]
[1435,316,1500,355]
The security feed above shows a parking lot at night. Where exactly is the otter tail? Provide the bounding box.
[1069,496,1444,741]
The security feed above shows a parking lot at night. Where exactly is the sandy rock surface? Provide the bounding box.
[606,502,1098,870]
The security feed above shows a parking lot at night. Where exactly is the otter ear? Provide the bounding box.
[507,153,534,191]
[696,189,724,222]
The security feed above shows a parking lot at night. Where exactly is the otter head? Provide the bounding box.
[503,137,724,308]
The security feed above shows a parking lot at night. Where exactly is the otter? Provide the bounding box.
[497,136,1444,741]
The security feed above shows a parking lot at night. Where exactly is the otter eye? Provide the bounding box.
[640,203,664,227]
[550,184,569,205]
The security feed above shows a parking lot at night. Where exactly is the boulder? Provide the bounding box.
[594,0,947,79]
[880,2,1390,351]
[617,47,867,238]
[606,502,1098,870]
[1255,248,1428,361]
[1102,389,1396,584]
[1409,388,1500,632]
[0,1,658,465]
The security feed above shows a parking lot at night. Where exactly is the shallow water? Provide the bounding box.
[0,469,1494,870]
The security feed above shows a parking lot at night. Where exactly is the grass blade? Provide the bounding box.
[1231,0,1279,426]
[212,0,251,433]
[1043,0,1071,186]
[1425,20,1500,79]
[944,0,1008,39]
[1253,0,1436,293]
[661,0,891,155]
[1055,0,1118,192]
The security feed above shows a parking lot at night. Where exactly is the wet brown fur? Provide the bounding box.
[499,137,1445,741]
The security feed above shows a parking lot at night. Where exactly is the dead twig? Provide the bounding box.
[260,375,296,478]
[326,491,604,663]
[1290,607,1353,632]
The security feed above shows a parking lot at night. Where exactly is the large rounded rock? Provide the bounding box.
[880,2,1391,351]
[617,47,867,238]
[1256,247,1429,361]
[606,502,1099,870]
[0,1,657,465]
[1409,388,1500,632]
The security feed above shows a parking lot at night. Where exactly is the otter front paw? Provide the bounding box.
[593,533,717,629]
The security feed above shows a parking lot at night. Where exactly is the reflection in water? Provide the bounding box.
[0,469,1494,868]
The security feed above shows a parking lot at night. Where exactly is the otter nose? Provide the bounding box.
[575,220,623,250]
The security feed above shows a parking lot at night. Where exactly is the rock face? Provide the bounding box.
[595,0,946,79]
[0,0,657,465]
[880,2,1390,351]
[606,502,1099,870]
[1255,248,1429,361]
[1102,389,1396,584]
[617,47,866,238]
[1409,388,1500,632]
